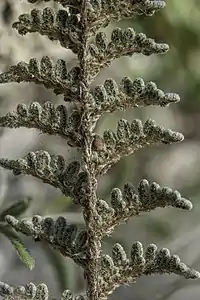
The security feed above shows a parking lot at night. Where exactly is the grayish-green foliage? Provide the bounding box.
[0,0,199,300]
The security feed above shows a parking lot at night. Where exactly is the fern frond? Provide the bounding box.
[12,8,82,53]
[98,242,200,298]
[86,0,166,35]
[96,179,192,235]
[87,28,168,80]
[5,215,87,266]
[0,57,81,102]
[0,282,49,300]
[87,77,180,120]
[0,153,82,198]
[0,281,86,300]
[0,102,82,146]
[93,119,183,175]
[25,0,165,29]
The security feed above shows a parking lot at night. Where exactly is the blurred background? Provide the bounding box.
[0,0,200,299]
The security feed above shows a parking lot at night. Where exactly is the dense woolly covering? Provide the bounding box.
[0,1,199,300]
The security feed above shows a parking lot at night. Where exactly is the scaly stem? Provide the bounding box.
[79,1,101,300]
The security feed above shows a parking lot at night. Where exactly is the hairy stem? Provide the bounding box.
[79,2,101,300]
